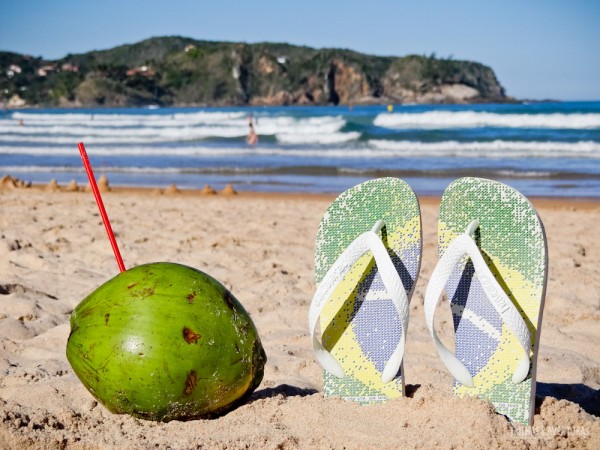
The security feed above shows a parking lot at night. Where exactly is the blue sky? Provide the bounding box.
[2,0,599,100]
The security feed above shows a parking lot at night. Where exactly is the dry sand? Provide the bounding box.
[0,182,598,449]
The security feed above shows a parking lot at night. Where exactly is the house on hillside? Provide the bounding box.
[61,63,79,72]
[6,64,22,78]
[37,64,57,77]
[126,66,156,77]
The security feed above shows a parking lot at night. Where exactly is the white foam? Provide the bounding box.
[0,126,249,143]
[368,139,600,157]
[0,114,346,143]
[2,140,598,159]
[0,165,571,183]
[11,111,247,126]
[0,145,369,158]
[0,165,265,175]
[0,165,85,174]
[0,145,259,156]
[276,131,360,144]
[254,116,345,135]
[374,111,600,129]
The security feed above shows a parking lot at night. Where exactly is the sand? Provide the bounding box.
[0,183,598,449]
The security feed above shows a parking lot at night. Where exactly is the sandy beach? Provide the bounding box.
[0,181,598,449]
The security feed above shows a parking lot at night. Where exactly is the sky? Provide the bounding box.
[1,0,599,101]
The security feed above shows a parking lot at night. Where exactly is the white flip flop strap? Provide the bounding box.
[308,222,409,383]
[424,233,531,387]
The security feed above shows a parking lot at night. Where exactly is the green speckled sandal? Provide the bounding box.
[308,178,421,403]
[425,177,547,424]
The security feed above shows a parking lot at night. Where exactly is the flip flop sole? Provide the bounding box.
[315,178,421,403]
[439,177,547,424]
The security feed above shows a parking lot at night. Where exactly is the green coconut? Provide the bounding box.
[66,262,266,421]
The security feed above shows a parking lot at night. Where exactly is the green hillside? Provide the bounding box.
[0,36,512,108]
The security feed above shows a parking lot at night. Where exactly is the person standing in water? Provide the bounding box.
[246,115,259,146]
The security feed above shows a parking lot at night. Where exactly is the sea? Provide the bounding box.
[1,101,599,197]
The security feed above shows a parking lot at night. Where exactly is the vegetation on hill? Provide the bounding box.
[0,36,512,108]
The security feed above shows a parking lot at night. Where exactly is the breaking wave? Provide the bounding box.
[374,111,600,129]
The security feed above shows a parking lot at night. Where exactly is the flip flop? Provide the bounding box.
[424,177,547,425]
[308,178,421,403]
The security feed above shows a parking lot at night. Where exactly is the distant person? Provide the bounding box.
[246,116,258,146]
[18,119,24,126]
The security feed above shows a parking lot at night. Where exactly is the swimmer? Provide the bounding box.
[246,116,258,145]
[246,121,259,146]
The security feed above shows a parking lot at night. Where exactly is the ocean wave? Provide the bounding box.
[3,164,598,181]
[11,110,247,125]
[0,114,346,143]
[367,139,600,157]
[275,131,360,144]
[5,113,345,131]
[2,140,599,159]
[0,126,249,143]
[0,145,374,158]
[0,165,265,175]
[374,111,600,129]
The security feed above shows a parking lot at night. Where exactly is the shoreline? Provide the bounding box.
[3,175,600,208]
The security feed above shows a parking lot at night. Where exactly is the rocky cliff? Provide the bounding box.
[0,36,513,108]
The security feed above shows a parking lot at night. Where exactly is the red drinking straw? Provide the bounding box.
[78,142,126,272]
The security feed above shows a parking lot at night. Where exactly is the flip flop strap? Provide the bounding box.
[308,220,409,384]
[424,223,531,387]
